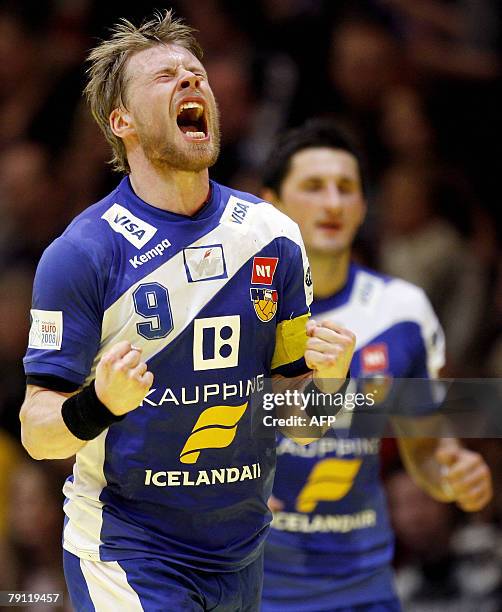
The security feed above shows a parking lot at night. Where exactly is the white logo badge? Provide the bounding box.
[28,309,63,350]
[305,264,313,306]
[193,316,240,370]
[101,203,157,249]
[184,245,227,282]
[220,195,254,234]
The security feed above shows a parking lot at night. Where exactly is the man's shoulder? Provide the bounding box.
[353,264,428,306]
[342,264,434,331]
[381,273,430,313]
[63,186,122,242]
[40,186,122,273]
[217,183,302,244]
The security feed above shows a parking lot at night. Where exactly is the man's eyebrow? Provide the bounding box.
[152,64,207,77]
[152,65,176,76]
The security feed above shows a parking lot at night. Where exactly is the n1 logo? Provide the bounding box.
[133,282,173,339]
[361,343,389,373]
[193,316,240,370]
[251,257,278,285]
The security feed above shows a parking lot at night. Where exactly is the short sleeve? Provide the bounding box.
[387,290,446,419]
[271,225,313,377]
[409,289,446,379]
[23,237,104,386]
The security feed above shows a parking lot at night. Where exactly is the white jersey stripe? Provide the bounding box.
[63,431,108,560]
[96,198,305,375]
[321,270,445,377]
[79,557,144,611]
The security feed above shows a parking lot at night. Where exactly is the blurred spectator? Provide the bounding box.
[58,100,114,218]
[0,141,65,268]
[485,260,502,377]
[378,161,487,373]
[305,17,407,184]
[0,266,35,436]
[205,53,259,187]
[6,459,70,611]
[0,430,21,537]
[379,85,435,165]
[329,19,403,114]
[374,0,500,80]
[0,6,83,153]
[0,11,48,148]
[375,0,502,231]
[177,0,249,59]
[386,468,502,611]
[329,21,405,183]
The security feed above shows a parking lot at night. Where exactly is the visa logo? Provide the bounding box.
[231,201,249,224]
[220,196,253,233]
[101,203,157,249]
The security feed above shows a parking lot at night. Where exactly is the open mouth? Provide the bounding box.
[176,100,208,140]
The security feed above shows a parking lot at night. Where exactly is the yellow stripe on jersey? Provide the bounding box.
[296,458,363,513]
[180,403,248,464]
[271,313,309,370]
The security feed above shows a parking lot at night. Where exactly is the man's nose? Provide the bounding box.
[178,71,201,90]
[324,185,342,212]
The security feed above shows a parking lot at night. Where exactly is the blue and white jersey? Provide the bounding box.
[263,263,445,608]
[24,177,312,572]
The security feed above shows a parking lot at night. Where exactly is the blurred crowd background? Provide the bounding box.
[0,0,500,609]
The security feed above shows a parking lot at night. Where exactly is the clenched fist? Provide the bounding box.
[95,341,154,416]
[436,445,493,512]
[305,319,356,393]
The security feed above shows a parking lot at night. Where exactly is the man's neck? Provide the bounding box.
[128,156,210,216]
[310,248,351,299]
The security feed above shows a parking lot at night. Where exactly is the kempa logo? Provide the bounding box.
[129,238,171,268]
[101,203,157,248]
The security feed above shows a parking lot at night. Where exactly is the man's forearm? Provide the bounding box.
[20,386,86,460]
[271,372,350,444]
[272,373,328,444]
[397,436,459,502]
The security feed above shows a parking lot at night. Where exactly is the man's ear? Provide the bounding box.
[110,107,134,139]
[261,187,282,208]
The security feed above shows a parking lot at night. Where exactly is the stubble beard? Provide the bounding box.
[140,106,221,173]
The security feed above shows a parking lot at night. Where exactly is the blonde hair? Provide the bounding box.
[84,9,203,173]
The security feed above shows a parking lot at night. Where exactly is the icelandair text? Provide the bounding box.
[144,463,261,487]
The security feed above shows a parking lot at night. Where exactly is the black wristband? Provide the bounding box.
[303,374,351,420]
[61,380,125,441]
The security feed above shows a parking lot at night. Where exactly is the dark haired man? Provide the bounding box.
[261,118,492,612]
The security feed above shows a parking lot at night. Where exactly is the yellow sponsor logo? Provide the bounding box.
[296,457,363,513]
[179,403,248,464]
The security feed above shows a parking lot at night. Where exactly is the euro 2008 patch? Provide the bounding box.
[28,309,63,350]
